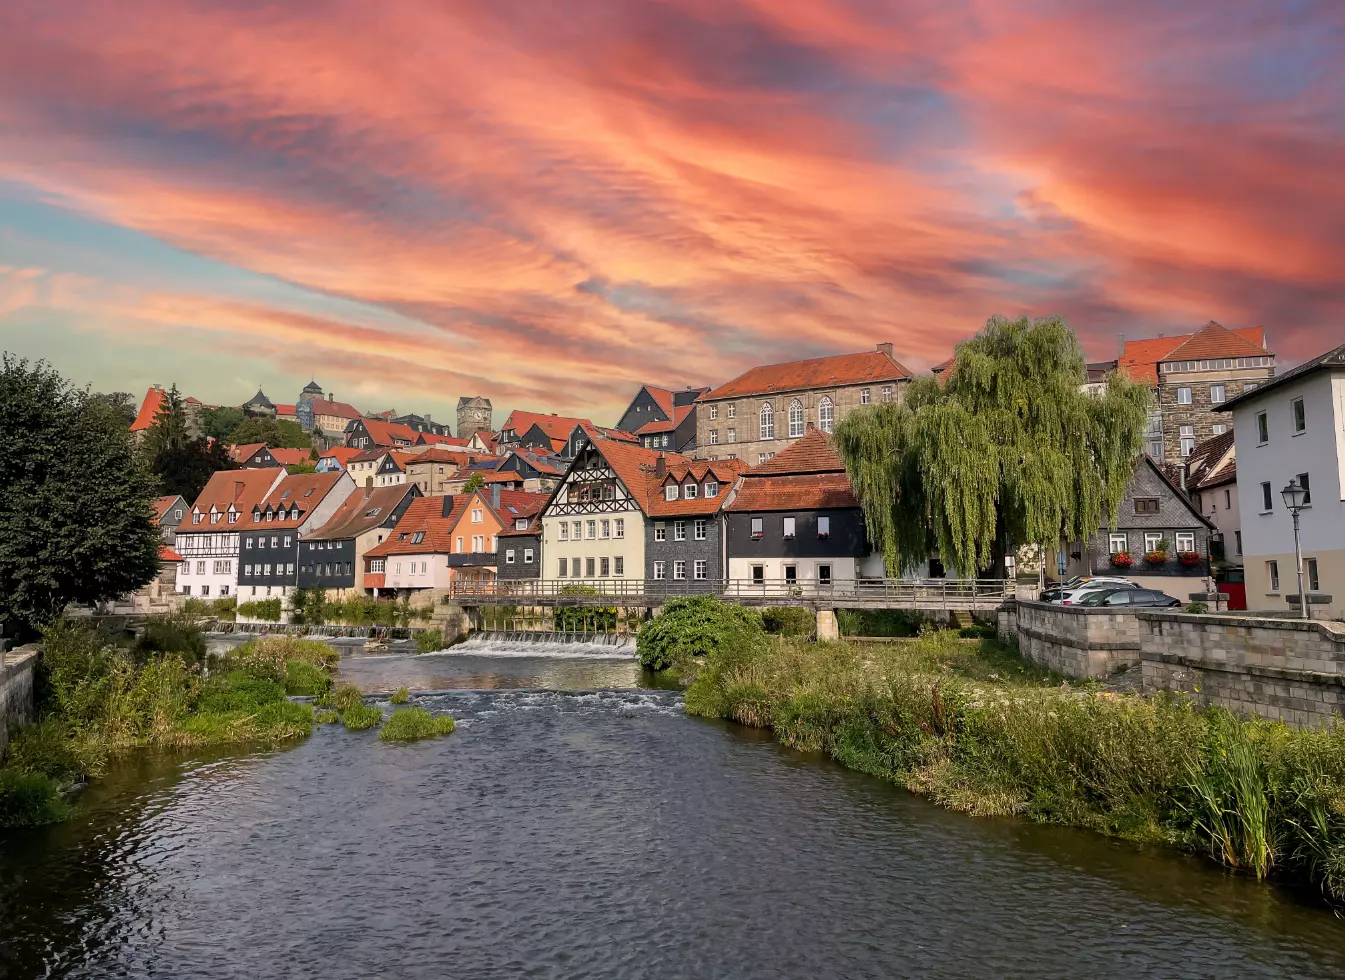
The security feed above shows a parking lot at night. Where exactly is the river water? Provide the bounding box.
[3,648,1344,979]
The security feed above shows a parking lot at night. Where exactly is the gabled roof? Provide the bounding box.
[415,432,469,447]
[1137,455,1217,530]
[506,448,564,475]
[501,410,592,440]
[635,403,695,435]
[1185,430,1236,490]
[548,439,697,517]
[160,545,184,563]
[703,347,912,401]
[358,417,420,446]
[153,495,185,522]
[308,397,363,420]
[268,448,311,467]
[131,387,167,432]
[248,471,347,529]
[365,495,470,558]
[1160,322,1270,363]
[318,447,362,467]
[1217,343,1345,413]
[647,459,747,517]
[725,429,858,512]
[308,484,418,541]
[183,468,285,524]
[1117,325,1270,384]
[403,447,479,467]
[230,443,275,465]
[751,428,847,475]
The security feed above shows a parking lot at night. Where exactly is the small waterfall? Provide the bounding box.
[450,630,636,658]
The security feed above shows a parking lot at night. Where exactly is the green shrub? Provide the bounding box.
[134,612,207,664]
[379,706,455,741]
[836,608,923,637]
[211,596,238,616]
[0,769,72,827]
[178,597,212,618]
[416,629,444,654]
[761,607,815,637]
[228,636,338,681]
[637,595,765,671]
[958,623,998,640]
[342,702,383,731]
[237,597,283,621]
[39,619,121,728]
[4,718,105,782]
[197,672,286,714]
[1186,602,1209,614]
[315,709,339,724]
[283,659,332,697]
[390,686,411,704]
[553,588,618,632]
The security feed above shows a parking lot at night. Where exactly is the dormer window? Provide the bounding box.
[665,485,678,501]
[280,491,291,500]
[252,509,261,523]
[192,511,203,525]
[683,483,698,500]
[266,511,274,522]
[210,512,221,525]
[227,511,238,524]
[705,482,719,498]
[515,518,528,530]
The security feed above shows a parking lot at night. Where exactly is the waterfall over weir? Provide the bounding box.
[450,630,637,658]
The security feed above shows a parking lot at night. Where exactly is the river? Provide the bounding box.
[2,646,1344,979]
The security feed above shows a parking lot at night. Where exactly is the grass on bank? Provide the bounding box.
[676,618,1345,907]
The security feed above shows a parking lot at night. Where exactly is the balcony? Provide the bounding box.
[445,552,498,568]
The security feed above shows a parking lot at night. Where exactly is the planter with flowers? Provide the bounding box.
[1177,551,1203,567]
[1144,549,1170,567]
[1109,551,1134,569]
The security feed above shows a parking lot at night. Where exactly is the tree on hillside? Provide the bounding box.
[462,471,486,494]
[0,355,162,639]
[833,315,1151,577]
[91,391,138,425]
[200,405,245,441]
[143,385,235,501]
[226,416,311,449]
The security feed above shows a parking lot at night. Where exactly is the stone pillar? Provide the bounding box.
[816,608,840,642]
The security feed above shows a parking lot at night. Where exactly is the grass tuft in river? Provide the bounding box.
[680,628,1345,908]
[379,706,455,742]
[390,686,411,704]
[314,709,339,724]
[341,702,383,732]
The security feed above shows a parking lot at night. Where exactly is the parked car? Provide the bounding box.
[1076,588,1181,608]
[1041,576,1132,602]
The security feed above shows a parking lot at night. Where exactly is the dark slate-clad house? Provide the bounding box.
[496,503,546,582]
[300,483,421,593]
[236,471,355,600]
[617,384,711,454]
[723,429,882,588]
[645,458,746,589]
[153,494,188,544]
[1068,455,1215,592]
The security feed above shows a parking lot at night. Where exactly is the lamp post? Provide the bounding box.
[1280,478,1310,620]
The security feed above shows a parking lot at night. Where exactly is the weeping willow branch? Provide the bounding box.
[835,314,1151,576]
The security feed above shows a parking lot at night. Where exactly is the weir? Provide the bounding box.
[454,630,636,656]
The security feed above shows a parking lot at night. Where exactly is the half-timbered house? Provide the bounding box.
[176,468,286,598]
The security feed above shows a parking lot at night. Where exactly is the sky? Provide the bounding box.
[1,0,1342,428]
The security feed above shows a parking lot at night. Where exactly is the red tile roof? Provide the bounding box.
[404,447,479,467]
[580,422,639,444]
[750,428,847,475]
[704,348,912,400]
[160,545,184,563]
[358,418,420,446]
[725,429,859,512]
[647,459,747,516]
[308,484,418,540]
[183,469,285,525]
[585,440,696,515]
[275,404,297,418]
[365,495,470,558]
[1161,321,1272,363]
[319,447,362,467]
[1118,325,1270,384]
[248,471,347,529]
[268,448,311,467]
[502,410,592,440]
[130,387,167,431]
[634,403,695,435]
[415,432,469,448]
[230,443,274,465]
[308,397,363,420]
[153,495,183,522]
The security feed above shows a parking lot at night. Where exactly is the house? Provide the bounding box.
[242,389,277,417]
[346,448,414,489]
[345,417,419,450]
[465,430,500,455]
[497,410,592,451]
[497,508,543,581]
[646,458,746,587]
[1067,456,1215,594]
[391,412,452,437]
[490,449,564,493]
[456,396,493,438]
[299,392,364,438]
[315,446,362,472]
[231,443,281,468]
[130,385,204,438]
[176,468,286,598]
[1216,343,1345,618]
[441,488,550,591]
[1095,322,1276,466]
[153,494,188,544]
[299,483,420,594]
[412,431,469,448]
[1186,431,1241,567]
[236,471,355,600]
[617,384,710,453]
[723,429,883,589]
[693,343,913,464]
[268,448,312,469]
[362,496,467,596]
[403,447,481,495]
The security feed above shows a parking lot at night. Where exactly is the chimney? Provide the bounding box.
[876,342,894,358]
[442,496,454,518]
[328,392,335,402]
[365,476,374,489]
[424,413,432,423]
[1117,333,1125,358]
[490,484,501,510]
[655,455,667,480]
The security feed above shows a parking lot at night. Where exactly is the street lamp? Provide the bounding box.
[1280,478,1310,620]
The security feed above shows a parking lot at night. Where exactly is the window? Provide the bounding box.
[1145,438,1163,459]
[674,521,687,542]
[263,564,272,576]
[600,557,610,577]
[694,519,707,541]
[673,560,686,580]
[269,535,278,548]
[817,564,832,585]
[615,519,624,539]
[1292,397,1306,433]
[1224,489,1231,509]
[1175,532,1195,552]
[572,521,582,540]
[1213,423,1227,435]
[213,560,230,574]
[709,429,718,445]
[1210,384,1226,404]
[455,536,464,553]
[653,561,666,580]
[1180,425,1196,457]
[246,538,254,549]
[881,385,893,403]
[283,535,292,548]
[600,520,610,539]
[264,511,273,523]
[783,517,796,539]
[1135,498,1160,515]
[788,399,804,438]
[1109,533,1127,553]
[220,585,230,596]
[694,560,707,580]
[585,557,595,577]
[1261,482,1273,512]
[559,523,569,541]
[472,534,485,552]
[818,397,834,434]
[704,482,718,498]
[174,508,183,520]
[1306,557,1320,592]
[228,511,239,525]
[727,427,736,443]
[727,404,736,419]
[586,520,596,540]
[1144,533,1163,553]
[613,556,623,575]
[371,559,385,573]
[1267,560,1280,593]
[200,585,210,596]
[751,518,763,539]
[860,388,871,405]
[505,549,516,565]
[196,561,206,575]
[243,565,251,577]
[193,512,202,525]
[210,512,221,525]
[514,518,528,531]
[1257,412,1269,443]
[1298,472,1312,505]
[524,549,534,564]
[784,565,797,585]
[655,523,666,542]
[751,564,765,584]
[1177,387,1192,405]
[558,557,568,577]
[472,508,483,523]
[760,402,775,440]
[709,405,718,420]
[683,483,697,500]
[817,515,831,538]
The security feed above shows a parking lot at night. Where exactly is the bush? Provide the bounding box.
[228,636,338,681]
[553,588,618,632]
[636,595,766,671]
[836,609,923,637]
[342,702,383,731]
[179,597,212,618]
[284,659,332,697]
[416,629,444,654]
[197,672,286,714]
[958,623,998,640]
[237,597,283,621]
[0,769,72,827]
[317,683,364,712]
[4,718,105,782]
[379,706,455,741]
[1187,602,1209,614]
[761,607,815,637]
[134,612,207,664]
[390,687,411,704]
[211,596,238,616]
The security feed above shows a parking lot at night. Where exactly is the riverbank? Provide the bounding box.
[681,629,1345,906]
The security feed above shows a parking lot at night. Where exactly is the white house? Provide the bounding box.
[1219,344,1345,618]
[176,468,285,599]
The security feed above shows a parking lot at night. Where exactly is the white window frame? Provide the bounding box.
[695,519,707,541]
[704,482,718,498]
[759,402,775,441]
[1177,387,1192,405]
[709,429,718,445]
[615,518,625,539]
[559,523,569,541]
[653,561,666,580]
[783,516,796,539]
[600,519,610,539]
[709,404,718,420]
[1108,533,1127,554]
[818,396,834,434]
[694,559,707,580]
[1210,384,1225,404]
[860,388,871,405]
[1144,532,1163,553]
[613,556,623,576]
[665,484,678,501]
[684,483,698,500]
[788,399,804,438]
[1175,532,1195,552]
[1256,412,1269,444]
[505,549,516,564]
[673,560,686,580]
[817,515,831,538]
[471,508,483,523]
[727,427,736,443]
[1267,560,1280,593]
[751,517,763,539]
[524,548,535,564]
[674,521,687,542]
[654,523,666,542]
[727,404,736,419]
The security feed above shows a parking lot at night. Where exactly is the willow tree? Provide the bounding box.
[833,315,1151,576]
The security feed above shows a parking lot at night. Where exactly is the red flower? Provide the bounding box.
[1177,551,1203,566]
[1109,552,1134,568]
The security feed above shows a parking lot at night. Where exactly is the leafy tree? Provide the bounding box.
[91,391,137,425]
[462,471,486,494]
[200,405,245,441]
[833,315,1151,576]
[227,416,311,449]
[636,595,765,671]
[0,356,162,639]
[142,385,234,501]
[286,461,317,475]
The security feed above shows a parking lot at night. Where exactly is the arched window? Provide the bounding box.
[759,402,775,441]
[788,399,804,438]
[818,396,834,434]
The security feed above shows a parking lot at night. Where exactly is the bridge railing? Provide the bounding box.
[447,578,1025,605]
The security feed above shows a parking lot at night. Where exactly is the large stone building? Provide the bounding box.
[456,395,493,438]
[692,344,912,464]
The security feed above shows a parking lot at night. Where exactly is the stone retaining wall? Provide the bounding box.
[0,646,38,755]
[1012,601,1144,679]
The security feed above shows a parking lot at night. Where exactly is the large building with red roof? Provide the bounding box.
[175,468,286,598]
[236,470,357,600]
[692,343,913,465]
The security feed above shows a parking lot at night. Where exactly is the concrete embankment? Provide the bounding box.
[0,645,38,755]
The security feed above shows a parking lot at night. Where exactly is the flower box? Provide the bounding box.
[1144,551,1170,566]
[1109,552,1134,569]
[1176,551,1203,567]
